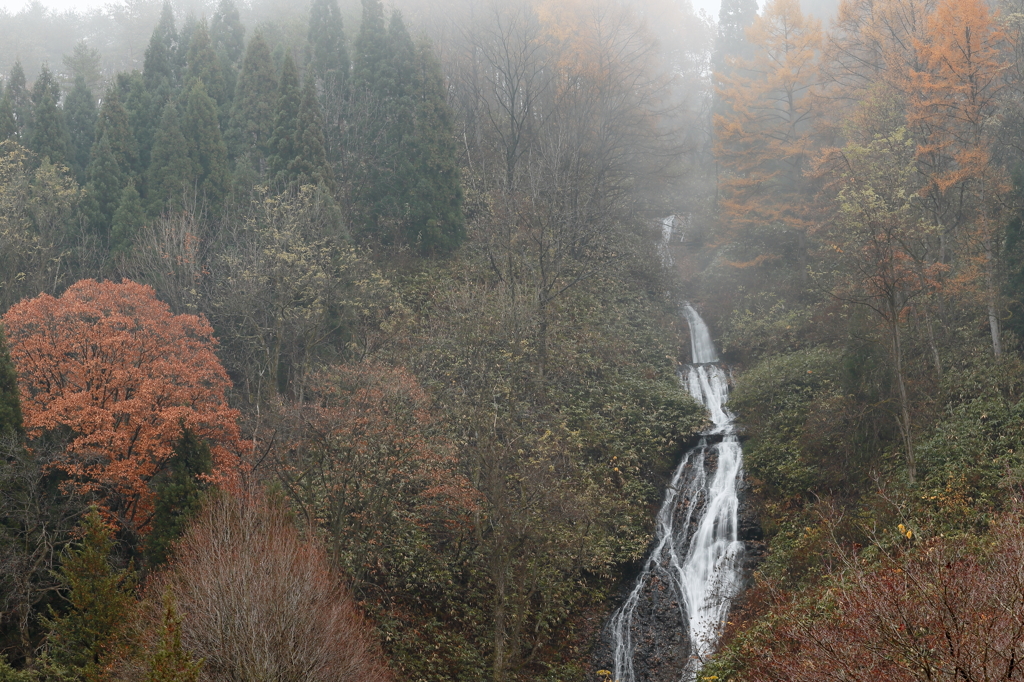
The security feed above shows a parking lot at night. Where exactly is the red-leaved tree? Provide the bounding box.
[739,517,1024,681]
[1,279,244,532]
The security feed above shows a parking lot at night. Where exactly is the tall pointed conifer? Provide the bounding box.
[111,181,145,253]
[148,101,197,215]
[84,134,126,242]
[0,324,23,437]
[181,79,229,211]
[227,31,277,170]
[211,0,245,65]
[408,38,465,253]
[6,62,32,143]
[30,67,69,165]
[0,91,15,141]
[267,53,301,187]
[308,0,348,166]
[94,86,139,176]
[186,20,229,113]
[144,2,179,94]
[287,74,334,191]
[65,76,96,183]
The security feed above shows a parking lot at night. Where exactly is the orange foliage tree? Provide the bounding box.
[1,279,243,532]
[714,0,822,271]
[910,0,1011,355]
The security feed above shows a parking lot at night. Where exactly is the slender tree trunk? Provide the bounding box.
[492,561,508,682]
[889,301,915,484]
[985,239,1002,357]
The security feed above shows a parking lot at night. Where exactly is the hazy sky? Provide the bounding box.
[2,0,728,21]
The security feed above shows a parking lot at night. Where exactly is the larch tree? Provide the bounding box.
[62,41,103,93]
[714,0,822,274]
[910,0,1011,356]
[1,279,244,534]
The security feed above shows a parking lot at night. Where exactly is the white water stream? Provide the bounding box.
[607,301,745,682]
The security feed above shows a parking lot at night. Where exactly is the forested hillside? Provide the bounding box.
[4,0,1024,678]
[0,0,713,680]
[698,0,1024,678]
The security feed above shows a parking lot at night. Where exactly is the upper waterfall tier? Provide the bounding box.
[683,303,719,364]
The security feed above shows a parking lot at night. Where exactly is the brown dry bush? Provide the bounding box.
[151,492,393,682]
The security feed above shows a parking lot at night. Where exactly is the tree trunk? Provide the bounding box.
[985,239,1002,357]
[889,304,915,484]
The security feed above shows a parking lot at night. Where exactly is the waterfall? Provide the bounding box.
[607,303,744,682]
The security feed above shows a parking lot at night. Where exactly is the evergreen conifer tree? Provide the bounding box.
[287,74,334,191]
[94,86,139,177]
[352,0,388,90]
[145,2,179,93]
[111,181,145,253]
[0,90,15,141]
[146,430,213,566]
[0,324,24,438]
[408,38,465,254]
[308,0,348,165]
[210,0,245,65]
[176,15,200,78]
[42,508,137,680]
[181,79,229,211]
[114,71,154,183]
[185,20,228,114]
[62,41,103,93]
[146,591,202,681]
[227,31,277,172]
[30,67,69,165]
[148,101,197,215]
[267,53,301,187]
[6,62,33,143]
[31,65,61,105]
[65,75,97,183]
[84,134,126,242]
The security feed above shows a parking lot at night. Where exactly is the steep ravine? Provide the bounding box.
[592,303,763,682]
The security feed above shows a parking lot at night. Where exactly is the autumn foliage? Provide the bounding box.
[1,279,243,531]
[735,517,1024,682]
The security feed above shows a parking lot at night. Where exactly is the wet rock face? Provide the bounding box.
[592,448,713,682]
[594,574,693,682]
[592,445,766,682]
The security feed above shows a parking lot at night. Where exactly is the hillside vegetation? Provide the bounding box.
[3,0,1024,678]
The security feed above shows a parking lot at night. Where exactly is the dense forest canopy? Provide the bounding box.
[1,0,1024,679]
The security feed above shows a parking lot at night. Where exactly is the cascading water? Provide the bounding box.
[606,303,745,682]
